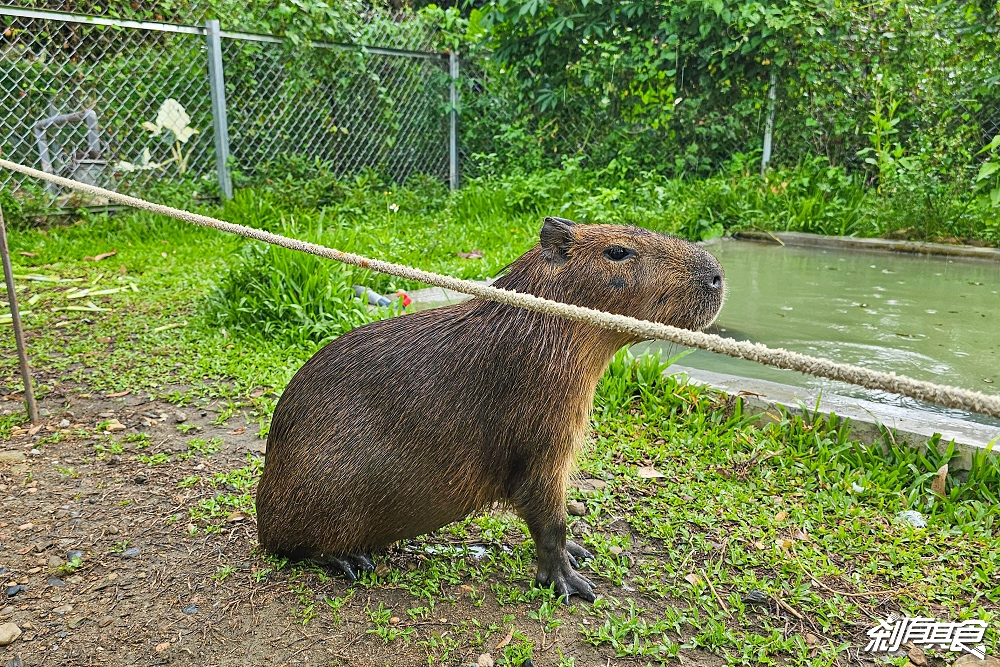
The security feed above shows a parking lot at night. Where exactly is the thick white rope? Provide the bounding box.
[3,157,1000,420]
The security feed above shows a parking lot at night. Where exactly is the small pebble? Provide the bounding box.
[742,590,768,605]
[52,604,74,614]
[567,500,587,516]
[58,419,70,428]
[133,475,147,485]
[66,550,83,562]
[39,408,51,417]
[907,646,928,666]
[609,545,623,556]
[478,653,495,667]
[6,585,26,598]
[48,556,63,569]
[98,616,114,628]
[175,412,187,423]
[47,578,65,588]
[0,621,22,646]
[122,547,140,558]
[182,604,198,615]
[67,617,86,629]
[29,448,41,456]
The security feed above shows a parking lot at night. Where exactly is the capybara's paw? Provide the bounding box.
[537,563,597,603]
[316,553,375,582]
[565,540,593,568]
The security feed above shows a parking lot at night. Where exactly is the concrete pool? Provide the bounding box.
[636,237,1000,426]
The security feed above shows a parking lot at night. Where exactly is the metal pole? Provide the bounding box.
[0,201,40,424]
[449,50,459,191]
[761,70,777,177]
[206,19,233,199]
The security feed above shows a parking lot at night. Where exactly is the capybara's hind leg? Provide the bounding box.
[314,553,375,582]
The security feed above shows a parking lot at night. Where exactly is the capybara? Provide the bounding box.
[256,217,724,601]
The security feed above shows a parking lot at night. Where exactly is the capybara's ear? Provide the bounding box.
[540,217,576,264]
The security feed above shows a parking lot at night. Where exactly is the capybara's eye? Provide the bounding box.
[603,246,635,261]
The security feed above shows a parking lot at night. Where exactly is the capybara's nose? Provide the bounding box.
[710,273,723,290]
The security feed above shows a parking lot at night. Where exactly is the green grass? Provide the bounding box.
[2,170,998,664]
[208,350,997,664]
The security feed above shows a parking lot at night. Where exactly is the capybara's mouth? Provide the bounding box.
[691,304,723,331]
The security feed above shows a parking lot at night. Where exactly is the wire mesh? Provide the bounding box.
[0,7,452,213]
[222,37,450,185]
[0,1,439,47]
[456,54,772,180]
[459,48,998,183]
[0,12,215,209]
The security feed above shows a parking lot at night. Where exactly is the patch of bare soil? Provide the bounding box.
[0,388,727,667]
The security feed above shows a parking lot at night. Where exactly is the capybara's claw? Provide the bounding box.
[539,566,596,604]
[349,554,375,574]
[566,540,593,568]
[326,556,359,582]
[316,554,373,582]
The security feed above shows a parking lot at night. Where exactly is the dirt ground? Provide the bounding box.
[0,382,735,667]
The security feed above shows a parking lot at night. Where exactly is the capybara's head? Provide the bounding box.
[504,217,724,331]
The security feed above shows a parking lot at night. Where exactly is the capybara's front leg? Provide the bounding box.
[516,487,597,603]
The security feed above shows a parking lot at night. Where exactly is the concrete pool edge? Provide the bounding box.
[670,365,999,470]
[732,230,1000,261]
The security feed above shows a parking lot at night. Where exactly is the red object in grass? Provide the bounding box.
[396,291,412,307]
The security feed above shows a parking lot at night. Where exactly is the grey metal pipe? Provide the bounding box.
[34,109,101,194]
[0,200,40,424]
[449,50,459,191]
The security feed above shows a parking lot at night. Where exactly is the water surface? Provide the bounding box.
[637,240,1000,424]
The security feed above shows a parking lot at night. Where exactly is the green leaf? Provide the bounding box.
[976,161,999,183]
[977,135,1000,156]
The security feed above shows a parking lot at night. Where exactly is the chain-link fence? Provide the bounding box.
[456,15,999,184]
[0,10,215,208]
[1,1,439,48]
[222,36,450,186]
[0,5,454,212]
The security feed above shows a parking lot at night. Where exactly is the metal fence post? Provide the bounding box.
[449,50,459,191]
[0,200,40,424]
[205,19,233,199]
[760,70,777,177]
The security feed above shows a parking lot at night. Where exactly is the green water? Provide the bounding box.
[637,240,1000,422]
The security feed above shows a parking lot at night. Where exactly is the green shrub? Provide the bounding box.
[208,241,383,349]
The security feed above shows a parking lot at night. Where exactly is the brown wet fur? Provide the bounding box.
[256,218,725,600]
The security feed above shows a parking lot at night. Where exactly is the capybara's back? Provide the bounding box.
[256,217,724,600]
